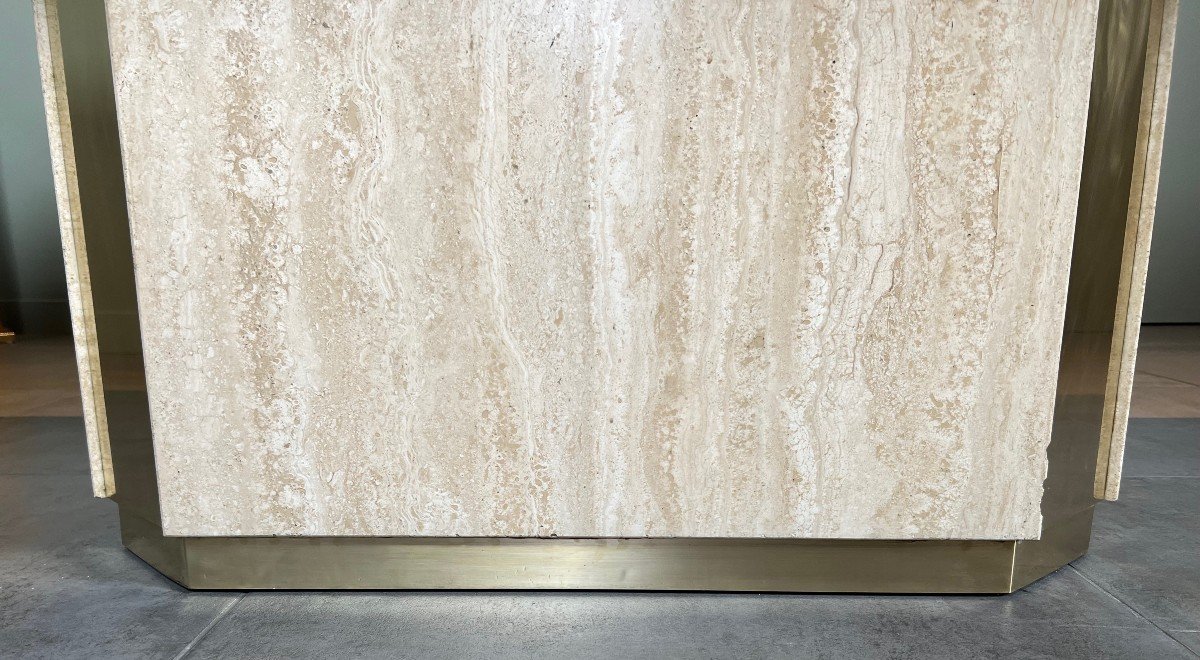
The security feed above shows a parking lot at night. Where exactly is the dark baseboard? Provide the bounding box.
[0,300,72,336]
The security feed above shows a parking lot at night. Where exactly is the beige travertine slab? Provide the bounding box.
[32,0,114,497]
[1094,0,1179,500]
[104,0,1098,538]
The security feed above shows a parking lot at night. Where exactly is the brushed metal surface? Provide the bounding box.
[37,0,1169,591]
[183,531,1016,593]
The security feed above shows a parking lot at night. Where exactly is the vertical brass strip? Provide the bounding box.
[30,0,115,498]
[1096,0,1180,500]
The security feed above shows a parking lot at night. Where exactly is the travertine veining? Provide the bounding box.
[105,0,1098,538]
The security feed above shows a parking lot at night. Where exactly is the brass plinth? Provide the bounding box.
[118,508,1093,593]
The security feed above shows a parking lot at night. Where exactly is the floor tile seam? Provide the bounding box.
[1122,475,1200,479]
[1067,565,1198,657]
[1044,622,1171,631]
[1136,369,1200,388]
[1166,631,1200,659]
[171,593,245,660]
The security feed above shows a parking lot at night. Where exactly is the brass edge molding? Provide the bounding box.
[31,0,115,498]
[1095,0,1180,501]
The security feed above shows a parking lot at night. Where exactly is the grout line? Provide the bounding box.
[1168,631,1200,656]
[1067,565,1199,658]
[1122,475,1200,479]
[171,594,245,660]
[1137,369,1200,388]
[1049,622,1180,632]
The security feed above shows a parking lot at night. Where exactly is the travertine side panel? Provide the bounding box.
[33,0,115,497]
[1096,0,1178,501]
[105,0,1097,538]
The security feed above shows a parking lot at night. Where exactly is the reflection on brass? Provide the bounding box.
[41,0,1172,591]
[128,509,1019,593]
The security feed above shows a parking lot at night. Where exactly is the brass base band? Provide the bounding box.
[119,508,1093,593]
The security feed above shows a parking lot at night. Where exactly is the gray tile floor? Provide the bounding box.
[1,342,1199,657]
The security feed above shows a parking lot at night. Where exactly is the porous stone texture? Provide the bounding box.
[105,0,1098,538]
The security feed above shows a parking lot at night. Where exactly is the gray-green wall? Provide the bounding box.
[1144,2,1200,323]
[0,0,69,334]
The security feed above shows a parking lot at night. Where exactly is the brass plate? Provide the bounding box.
[128,511,1020,593]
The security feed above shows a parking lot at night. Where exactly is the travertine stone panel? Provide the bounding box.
[33,0,115,497]
[105,0,1098,538]
[1095,0,1179,501]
